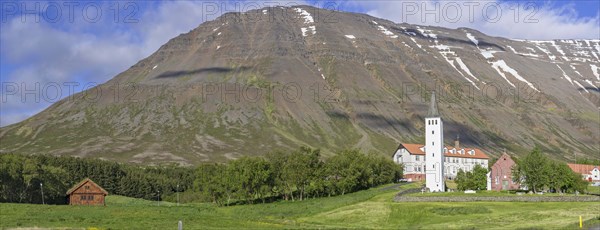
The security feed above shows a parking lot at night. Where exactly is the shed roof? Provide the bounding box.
[66,178,108,195]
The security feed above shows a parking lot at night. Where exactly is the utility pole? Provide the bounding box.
[177,184,180,207]
[40,183,44,205]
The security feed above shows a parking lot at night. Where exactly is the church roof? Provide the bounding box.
[397,143,490,159]
[426,91,439,118]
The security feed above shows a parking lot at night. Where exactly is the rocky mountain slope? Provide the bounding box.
[1,6,598,165]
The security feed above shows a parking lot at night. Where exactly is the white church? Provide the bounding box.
[392,92,490,191]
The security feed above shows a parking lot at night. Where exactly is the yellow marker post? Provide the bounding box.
[579,215,582,228]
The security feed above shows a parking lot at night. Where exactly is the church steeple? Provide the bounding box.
[427,91,439,118]
[424,90,444,192]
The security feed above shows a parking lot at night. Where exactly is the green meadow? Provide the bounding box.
[1,183,598,229]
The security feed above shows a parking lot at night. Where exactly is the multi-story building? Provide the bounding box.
[392,141,490,182]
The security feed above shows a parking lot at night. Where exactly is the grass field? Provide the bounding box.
[1,183,599,229]
[588,185,600,195]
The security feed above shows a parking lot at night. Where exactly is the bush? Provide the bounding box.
[455,165,488,191]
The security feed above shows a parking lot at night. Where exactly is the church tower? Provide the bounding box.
[425,91,445,192]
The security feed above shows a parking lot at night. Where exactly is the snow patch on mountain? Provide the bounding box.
[529,42,557,61]
[574,80,589,93]
[410,37,425,51]
[456,58,480,82]
[491,60,539,92]
[585,80,598,90]
[416,26,437,39]
[377,25,398,38]
[591,64,600,81]
[466,33,478,46]
[556,65,574,85]
[296,8,316,37]
[481,50,500,59]
[295,8,314,24]
[507,45,539,58]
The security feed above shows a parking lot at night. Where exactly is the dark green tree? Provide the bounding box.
[512,147,550,193]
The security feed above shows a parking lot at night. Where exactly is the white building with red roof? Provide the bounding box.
[392,141,490,182]
[567,163,600,182]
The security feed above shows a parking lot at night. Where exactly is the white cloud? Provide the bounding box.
[0,2,211,127]
[350,0,599,40]
[0,1,309,127]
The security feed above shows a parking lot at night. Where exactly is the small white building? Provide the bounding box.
[567,163,600,182]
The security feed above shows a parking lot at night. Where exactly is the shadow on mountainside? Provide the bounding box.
[155,66,252,79]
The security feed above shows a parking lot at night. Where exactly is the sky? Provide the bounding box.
[1,0,599,127]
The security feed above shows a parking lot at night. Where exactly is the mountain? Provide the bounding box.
[1,6,598,165]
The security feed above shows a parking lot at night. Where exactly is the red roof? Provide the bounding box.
[567,163,599,175]
[398,143,489,159]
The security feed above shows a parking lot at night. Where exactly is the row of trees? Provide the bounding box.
[194,148,403,205]
[0,148,402,205]
[0,154,194,204]
[513,147,588,193]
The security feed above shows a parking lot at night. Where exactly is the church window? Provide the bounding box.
[432,130,434,134]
